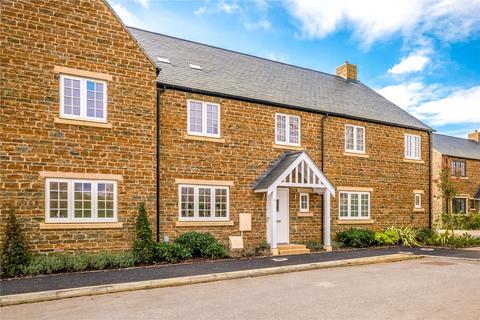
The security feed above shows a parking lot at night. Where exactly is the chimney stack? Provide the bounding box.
[468,130,480,143]
[336,61,357,81]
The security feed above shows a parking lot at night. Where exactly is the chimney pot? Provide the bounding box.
[336,61,357,81]
[468,130,480,143]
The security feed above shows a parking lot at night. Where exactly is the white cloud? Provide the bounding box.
[264,52,288,63]
[194,6,207,16]
[377,83,480,127]
[111,3,146,28]
[218,1,241,14]
[244,19,271,30]
[388,53,430,74]
[287,0,480,46]
[133,0,149,8]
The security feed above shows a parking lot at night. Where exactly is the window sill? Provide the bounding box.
[176,221,234,227]
[39,222,123,230]
[184,134,225,143]
[344,152,369,158]
[273,144,303,151]
[413,208,425,212]
[451,176,468,180]
[55,117,112,128]
[403,158,424,164]
[337,219,374,225]
[297,212,313,217]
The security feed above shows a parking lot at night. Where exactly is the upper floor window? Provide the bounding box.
[275,113,300,146]
[404,134,421,160]
[339,191,370,219]
[451,160,466,177]
[187,100,220,137]
[178,185,229,221]
[46,178,117,223]
[345,125,365,153]
[60,75,107,122]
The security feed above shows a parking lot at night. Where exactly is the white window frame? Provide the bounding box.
[59,74,108,123]
[404,134,421,160]
[275,113,301,146]
[338,191,370,219]
[45,178,117,223]
[186,99,221,138]
[178,185,229,221]
[414,193,422,209]
[344,124,365,153]
[299,193,310,212]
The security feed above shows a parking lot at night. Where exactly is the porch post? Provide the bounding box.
[270,188,278,255]
[323,190,332,251]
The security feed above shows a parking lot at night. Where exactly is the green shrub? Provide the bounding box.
[305,239,322,251]
[89,252,111,270]
[254,240,271,255]
[22,255,66,275]
[109,251,135,269]
[415,228,436,244]
[1,209,31,278]
[384,227,419,247]
[132,203,155,264]
[449,233,480,247]
[336,228,376,248]
[440,212,480,230]
[374,229,400,246]
[154,243,192,264]
[174,232,228,259]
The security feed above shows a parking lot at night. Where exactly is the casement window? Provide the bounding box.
[299,193,309,212]
[339,191,370,219]
[470,199,476,210]
[404,134,421,160]
[60,75,107,122]
[45,179,117,223]
[187,100,220,137]
[452,198,466,214]
[275,113,300,146]
[178,185,229,221]
[414,193,422,209]
[345,125,365,153]
[451,160,466,177]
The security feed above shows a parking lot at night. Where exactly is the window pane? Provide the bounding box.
[300,194,308,211]
[345,126,354,150]
[340,193,348,217]
[276,115,286,142]
[73,182,92,218]
[180,187,195,218]
[63,78,81,116]
[350,193,359,217]
[356,127,364,151]
[206,104,219,135]
[189,101,203,133]
[49,181,68,219]
[215,188,227,218]
[361,194,369,217]
[98,183,114,219]
[288,116,299,144]
[86,80,104,119]
[198,188,212,217]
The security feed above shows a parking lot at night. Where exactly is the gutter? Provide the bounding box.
[159,82,433,133]
[321,114,329,243]
[156,70,164,242]
[428,132,433,229]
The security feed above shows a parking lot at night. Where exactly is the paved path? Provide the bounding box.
[1,246,479,296]
[2,257,479,320]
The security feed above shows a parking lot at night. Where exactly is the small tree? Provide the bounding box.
[1,208,31,278]
[438,166,456,231]
[132,203,155,264]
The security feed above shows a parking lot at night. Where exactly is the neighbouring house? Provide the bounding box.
[1,0,433,255]
[432,132,480,224]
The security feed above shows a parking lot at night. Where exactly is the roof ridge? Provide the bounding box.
[434,133,476,142]
[127,26,344,80]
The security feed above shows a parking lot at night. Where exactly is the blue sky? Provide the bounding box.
[108,0,480,137]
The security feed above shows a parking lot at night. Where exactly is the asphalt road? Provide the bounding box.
[2,256,479,320]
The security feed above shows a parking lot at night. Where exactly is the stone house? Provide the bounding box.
[2,0,433,255]
[432,132,480,224]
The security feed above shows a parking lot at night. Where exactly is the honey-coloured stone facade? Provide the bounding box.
[1,0,157,253]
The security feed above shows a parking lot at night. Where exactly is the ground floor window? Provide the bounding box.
[452,198,466,214]
[414,193,422,209]
[339,191,370,219]
[299,193,309,212]
[469,199,479,212]
[46,178,117,223]
[179,185,229,221]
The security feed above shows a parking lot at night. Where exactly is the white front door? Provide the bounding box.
[276,188,289,244]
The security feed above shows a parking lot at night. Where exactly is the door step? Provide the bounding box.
[277,244,310,255]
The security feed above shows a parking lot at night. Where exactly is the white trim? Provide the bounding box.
[59,74,108,123]
[414,193,422,209]
[338,191,370,219]
[299,192,309,212]
[404,133,421,160]
[178,184,229,221]
[275,113,301,147]
[45,178,117,223]
[187,99,221,138]
[344,124,365,154]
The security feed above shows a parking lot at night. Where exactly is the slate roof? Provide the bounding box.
[128,27,431,131]
[433,134,480,160]
[253,152,303,191]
